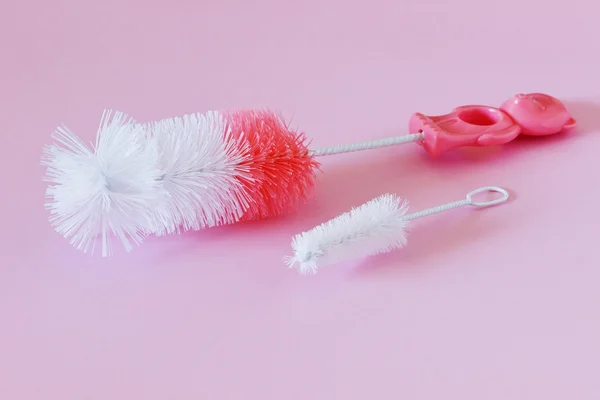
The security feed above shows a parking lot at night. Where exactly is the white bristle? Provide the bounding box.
[147,111,253,235]
[286,193,411,275]
[42,110,165,257]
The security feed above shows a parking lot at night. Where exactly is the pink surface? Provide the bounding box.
[2,0,600,398]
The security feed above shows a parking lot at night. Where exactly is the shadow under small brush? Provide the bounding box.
[347,208,511,278]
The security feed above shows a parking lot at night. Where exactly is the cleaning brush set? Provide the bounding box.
[42,92,575,261]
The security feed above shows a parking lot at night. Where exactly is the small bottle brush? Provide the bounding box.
[286,186,510,275]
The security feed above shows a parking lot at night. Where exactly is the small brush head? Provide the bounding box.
[286,193,411,275]
[42,110,165,256]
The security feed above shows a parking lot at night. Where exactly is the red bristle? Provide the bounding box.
[225,109,320,221]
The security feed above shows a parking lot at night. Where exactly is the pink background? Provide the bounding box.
[2,0,600,398]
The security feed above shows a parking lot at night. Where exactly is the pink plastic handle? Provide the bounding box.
[408,93,576,156]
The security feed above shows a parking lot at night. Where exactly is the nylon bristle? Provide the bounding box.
[226,109,320,221]
[286,193,410,275]
[146,111,254,235]
[41,110,165,256]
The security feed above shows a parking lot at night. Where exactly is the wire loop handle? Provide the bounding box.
[403,186,509,221]
[466,186,510,208]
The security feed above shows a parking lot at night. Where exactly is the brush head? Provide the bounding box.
[42,110,165,256]
[286,193,410,275]
[43,108,321,255]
